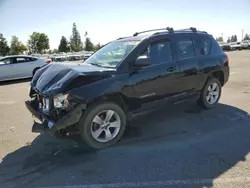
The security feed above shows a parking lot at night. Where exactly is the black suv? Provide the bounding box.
[25,27,230,149]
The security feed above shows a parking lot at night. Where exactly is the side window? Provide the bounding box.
[0,58,12,65]
[15,57,30,63]
[176,39,195,59]
[194,37,211,55]
[141,41,173,65]
[29,57,37,61]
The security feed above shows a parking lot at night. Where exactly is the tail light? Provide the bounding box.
[46,59,52,64]
[225,54,229,66]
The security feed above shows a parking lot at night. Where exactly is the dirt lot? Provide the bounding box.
[0,51,250,188]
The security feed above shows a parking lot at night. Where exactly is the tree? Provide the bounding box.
[216,37,223,42]
[28,32,50,54]
[227,38,231,43]
[58,36,70,52]
[244,34,250,40]
[94,43,101,51]
[85,38,94,51]
[231,35,238,42]
[52,49,59,54]
[70,23,83,52]
[10,36,27,55]
[0,34,10,56]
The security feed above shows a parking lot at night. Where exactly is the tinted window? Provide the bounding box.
[142,41,173,65]
[29,57,37,61]
[15,57,30,63]
[194,37,211,55]
[0,58,12,65]
[176,39,195,59]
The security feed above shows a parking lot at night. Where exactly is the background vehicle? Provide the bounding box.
[83,52,93,61]
[0,55,48,81]
[230,42,242,50]
[218,41,231,51]
[26,27,229,149]
[241,40,250,49]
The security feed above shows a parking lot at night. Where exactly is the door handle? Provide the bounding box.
[167,67,176,72]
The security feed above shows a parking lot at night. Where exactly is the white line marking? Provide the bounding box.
[230,72,238,75]
[39,177,250,188]
[0,101,15,105]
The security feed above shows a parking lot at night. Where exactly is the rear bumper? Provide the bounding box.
[25,101,83,135]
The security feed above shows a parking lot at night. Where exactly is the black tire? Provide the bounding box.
[78,102,127,149]
[32,67,40,76]
[198,77,222,109]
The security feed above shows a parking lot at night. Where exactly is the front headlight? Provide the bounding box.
[53,93,69,108]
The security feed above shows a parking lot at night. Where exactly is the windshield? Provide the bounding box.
[84,40,140,68]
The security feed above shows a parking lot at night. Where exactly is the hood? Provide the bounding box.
[31,62,115,96]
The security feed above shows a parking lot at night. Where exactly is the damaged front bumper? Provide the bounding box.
[25,100,83,135]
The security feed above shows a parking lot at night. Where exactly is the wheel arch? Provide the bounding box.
[205,70,225,87]
[32,67,40,76]
[86,93,131,120]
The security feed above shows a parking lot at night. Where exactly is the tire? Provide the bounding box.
[198,78,222,109]
[32,67,40,77]
[78,102,127,149]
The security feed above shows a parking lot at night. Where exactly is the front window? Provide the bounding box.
[84,40,140,68]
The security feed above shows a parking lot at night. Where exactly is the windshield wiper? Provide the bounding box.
[89,63,114,69]
[89,63,104,67]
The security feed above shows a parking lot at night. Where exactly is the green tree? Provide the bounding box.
[70,23,83,52]
[0,34,10,56]
[227,37,231,43]
[28,32,50,53]
[85,38,94,51]
[52,49,59,54]
[244,34,250,40]
[10,36,27,55]
[231,35,238,42]
[58,36,70,52]
[94,43,101,51]
[216,37,223,42]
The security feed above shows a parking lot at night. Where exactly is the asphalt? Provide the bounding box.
[0,51,250,188]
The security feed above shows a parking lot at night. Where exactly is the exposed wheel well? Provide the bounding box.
[208,71,224,86]
[33,67,40,76]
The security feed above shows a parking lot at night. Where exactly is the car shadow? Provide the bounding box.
[0,102,250,188]
[0,78,31,86]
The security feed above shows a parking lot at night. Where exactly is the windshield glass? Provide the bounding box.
[84,40,140,68]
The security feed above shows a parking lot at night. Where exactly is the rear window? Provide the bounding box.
[176,38,195,59]
[210,36,224,54]
[194,37,211,56]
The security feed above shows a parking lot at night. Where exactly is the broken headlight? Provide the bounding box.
[53,93,69,108]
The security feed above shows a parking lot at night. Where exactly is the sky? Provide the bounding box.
[0,0,250,49]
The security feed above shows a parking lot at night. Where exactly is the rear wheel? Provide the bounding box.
[198,78,221,109]
[79,102,127,149]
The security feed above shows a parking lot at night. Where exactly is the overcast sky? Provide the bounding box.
[1,0,250,49]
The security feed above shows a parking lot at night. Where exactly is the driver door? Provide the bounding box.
[128,39,181,111]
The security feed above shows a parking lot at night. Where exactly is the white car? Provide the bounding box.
[0,55,49,81]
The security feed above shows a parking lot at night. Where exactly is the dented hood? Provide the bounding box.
[31,62,114,96]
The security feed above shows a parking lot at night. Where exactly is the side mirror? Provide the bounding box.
[134,55,150,68]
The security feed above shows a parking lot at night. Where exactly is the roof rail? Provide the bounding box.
[117,36,131,40]
[133,27,174,36]
[175,27,207,33]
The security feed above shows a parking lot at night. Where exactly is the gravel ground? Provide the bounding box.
[0,51,250,188]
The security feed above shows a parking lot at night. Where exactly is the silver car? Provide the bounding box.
[0,55,48,81]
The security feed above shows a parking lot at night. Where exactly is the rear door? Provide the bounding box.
[172,35,203,94]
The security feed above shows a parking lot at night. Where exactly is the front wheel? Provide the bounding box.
[79,102,127,149]
[198,78,222,109]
